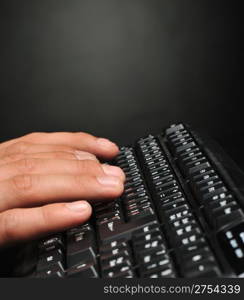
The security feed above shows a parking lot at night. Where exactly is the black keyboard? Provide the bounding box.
[2,123,244,278]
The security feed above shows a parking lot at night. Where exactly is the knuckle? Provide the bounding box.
[78,151,97,160]
[52,151,67,159]
[15,158,36,173]
[87,153,98,161]
[77,160,102,174]
[54,152,72,159]
[75,151,98,162]
[73,174,89,189]
[11,174,34,194]
[39,206,51,226]
[1,211,19,241]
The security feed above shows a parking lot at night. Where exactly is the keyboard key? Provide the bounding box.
[36,264,65,278]
[38,234,64,253]
[67,262,98,278]
[66,227,96,269]
[36,248,64,272]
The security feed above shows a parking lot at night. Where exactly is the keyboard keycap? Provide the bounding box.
[66,226,96,269]
[67,262,98,278]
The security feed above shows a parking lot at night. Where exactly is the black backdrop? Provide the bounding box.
[0,1,243,167]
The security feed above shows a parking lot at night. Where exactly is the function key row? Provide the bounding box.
[137,135,220,277]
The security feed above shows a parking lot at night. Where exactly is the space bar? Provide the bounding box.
[97,215,157,243]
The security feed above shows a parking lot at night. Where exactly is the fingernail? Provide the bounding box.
[66,201,90,212]
[102,164,125,179]
[97,138,117,149]
[97,175,121,186]
[74,150,96,161]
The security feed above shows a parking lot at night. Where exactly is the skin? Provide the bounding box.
[0,132,125,248]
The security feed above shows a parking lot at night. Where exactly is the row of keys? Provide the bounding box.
[116,147,155,221]
[137,134,221,277]
[165,124,244,276]
[36,234,65,278]
[65,223,98,277]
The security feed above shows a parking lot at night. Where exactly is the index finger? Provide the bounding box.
[0,132,119,160]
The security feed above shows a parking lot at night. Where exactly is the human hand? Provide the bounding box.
[0,132,125,247]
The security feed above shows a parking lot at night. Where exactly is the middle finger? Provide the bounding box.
[0,151,98,167]
[0,158,125,182]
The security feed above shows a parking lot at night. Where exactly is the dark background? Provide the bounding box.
[0,1,243,167]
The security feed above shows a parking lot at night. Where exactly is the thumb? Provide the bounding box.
[0,200,92,247]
